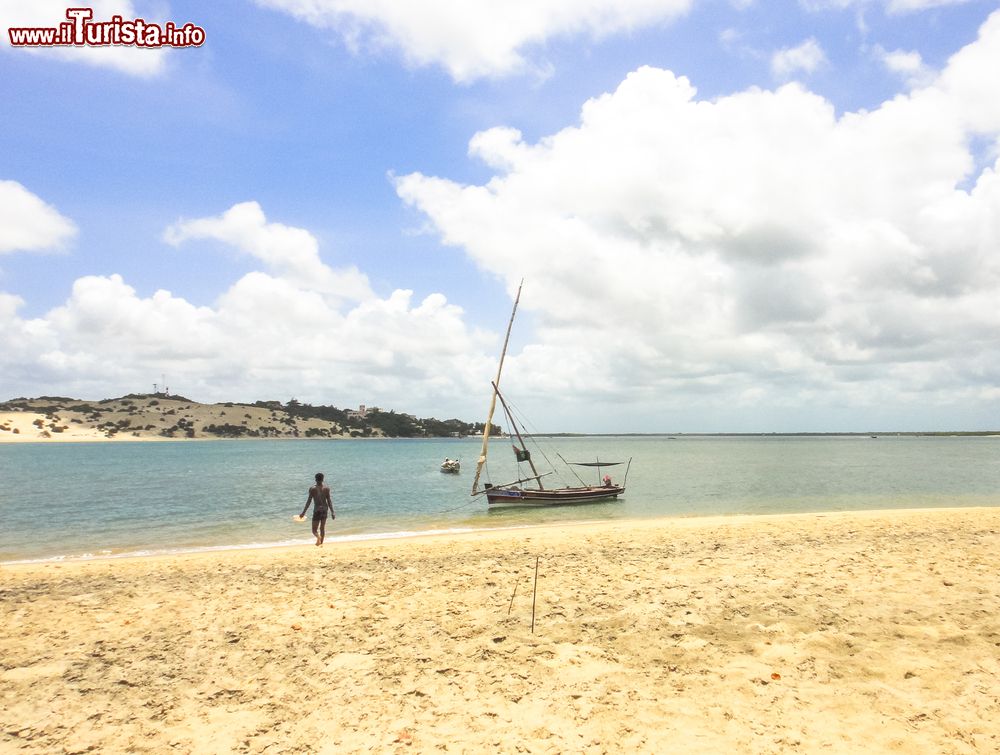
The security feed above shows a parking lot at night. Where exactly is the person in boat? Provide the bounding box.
[300,472,335,546]
[603,474,613,487]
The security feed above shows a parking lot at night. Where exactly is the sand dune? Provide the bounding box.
[0,395,357,442]
[2,508,998,753]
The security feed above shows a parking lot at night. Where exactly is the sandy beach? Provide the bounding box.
[0,395,361,443]
[2,508,998,753]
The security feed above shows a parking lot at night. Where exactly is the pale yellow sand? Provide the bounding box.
[2,508,999,753]
[0,411,167,443]
[0,397,365,443]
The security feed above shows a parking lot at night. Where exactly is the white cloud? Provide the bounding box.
[0,180,77,254]
[936,7,1000,134]
[395,11,1000,427]
[719,27,742,49]
[164,201,374,304]
[0,203,492,415]
[801,0,972,11]
[770,37,826,78]
[886,0,972,12]
[875,46,935,89]
[253,0,692,82]
[1,0,167,77]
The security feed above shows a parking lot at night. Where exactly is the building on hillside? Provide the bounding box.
[346,404,381,420]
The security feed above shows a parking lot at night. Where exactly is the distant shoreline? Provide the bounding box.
[4,427,998,444]
[0,393,486,443]
[536,431,1000,437]
[3,394,997,443]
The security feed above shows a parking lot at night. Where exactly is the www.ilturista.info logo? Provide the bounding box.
[8,7,205,48]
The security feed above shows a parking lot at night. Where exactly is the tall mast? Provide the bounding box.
[471,279,523,495]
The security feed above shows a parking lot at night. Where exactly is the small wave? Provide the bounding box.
[0,524,544,565]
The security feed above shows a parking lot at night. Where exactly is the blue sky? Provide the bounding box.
[2,0,999,432]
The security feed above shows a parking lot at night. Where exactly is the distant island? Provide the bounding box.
[0,394,499,442]
[539,431,1000,437]
[2,394,996,443]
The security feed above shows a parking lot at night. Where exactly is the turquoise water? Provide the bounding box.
[1,435,998,562]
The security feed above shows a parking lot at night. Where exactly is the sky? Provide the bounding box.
[2,0,999,433]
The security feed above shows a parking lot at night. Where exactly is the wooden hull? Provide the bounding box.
[486,485,624,508]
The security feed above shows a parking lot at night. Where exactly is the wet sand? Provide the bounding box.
[2,508,998,753]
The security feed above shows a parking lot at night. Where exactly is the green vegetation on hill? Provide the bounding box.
[1,394,500,440]
[272,399,497,438]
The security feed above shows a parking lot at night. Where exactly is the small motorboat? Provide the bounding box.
[440,458,460,473]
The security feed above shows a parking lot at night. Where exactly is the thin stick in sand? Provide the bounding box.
[507,580,519,616]
[531,556,539,634]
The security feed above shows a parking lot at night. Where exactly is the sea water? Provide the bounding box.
[1,435,998,563]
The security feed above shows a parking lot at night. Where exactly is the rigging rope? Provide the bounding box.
[501,395,572,487]
[435,495,482,514]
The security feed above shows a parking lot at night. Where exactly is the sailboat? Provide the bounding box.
[471,282,631,509]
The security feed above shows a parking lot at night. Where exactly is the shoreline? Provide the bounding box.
[0,505,977,568]
[0,433,419,445]
[4,503,1000,567]
[0,395,482,443]
[4,427,1000,444]
[4,400,999,444]
[0,522,510,567]
[3,506,998,753]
